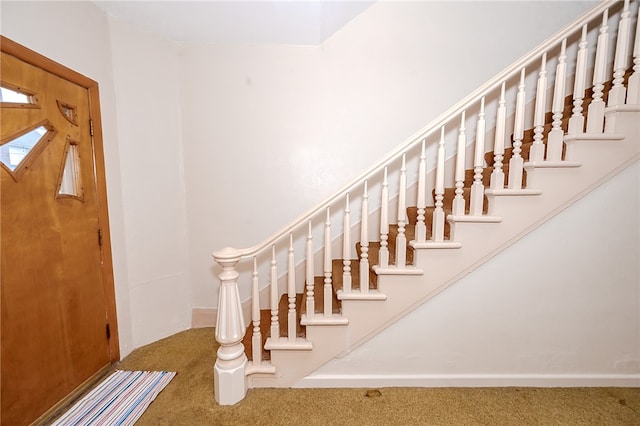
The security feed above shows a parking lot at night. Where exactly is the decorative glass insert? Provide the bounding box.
[0,125,47,171]
[0,121,56,180]
[0,84,36,107]
[57,100,78,125]
[0,87,29,103]
[58,140,83,199]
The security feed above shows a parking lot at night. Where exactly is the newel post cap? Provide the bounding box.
[213,247,242,265]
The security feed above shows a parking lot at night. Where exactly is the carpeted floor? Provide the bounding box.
[117,328,640,425]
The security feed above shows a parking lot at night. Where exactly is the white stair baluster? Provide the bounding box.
[453,112,466,215]
[305,220,315,317]
[608,0,631,107]
[568,26,589,136]
[287,234,296,342]
[490,82,507,189]
[379,168,390,267]
[470,98,486,216]
[323,207,332,317]
[509,68,527,188]
[395,153,407,267]
[251,257,262,365]
[359,181,369,293]
[432,127,446,242]
[269,244,279,340]
[626,2,640,104]
[342,193,352,293]
[587,9,609,133]
[530,53,548,163]
[547,39,567,162]
[415,142,427,242]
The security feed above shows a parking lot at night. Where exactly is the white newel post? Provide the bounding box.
[379,168,390,267]
[470,98,486,216]
[587,9,609,133]
[626,1,640,104]
[508,68,526,188]
[452,112,466,216]
[608,0,631,107]
[530,53,548,162]
[568,26,588,137]
[490,82,507,189]
[547,39,567,162]
[342,194,352,292]
[213,247,247,405]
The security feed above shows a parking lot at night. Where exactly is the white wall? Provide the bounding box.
[1,1,135,356]
[304,161,640,385]
[106,17,191,348]
[183,1,598,310]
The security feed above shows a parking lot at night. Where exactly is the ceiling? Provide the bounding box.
[92,1,374,45]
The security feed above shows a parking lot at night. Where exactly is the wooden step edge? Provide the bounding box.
[523,160,582,169]
[246,361,277,375]
[372,265,423,275]
[564,132,626,142]
[604,104,640,114]
[447,214,502,223]
[264,336,313,350]
[336,289,387,301]
[409,240,462,250]
[300,313,349,326]
[485,188,542,196]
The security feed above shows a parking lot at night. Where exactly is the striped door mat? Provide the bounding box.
[52,370,176,425]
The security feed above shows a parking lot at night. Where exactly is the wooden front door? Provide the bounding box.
[1,37,119,426]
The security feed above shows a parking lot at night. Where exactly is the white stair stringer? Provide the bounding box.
[247,108,639,389]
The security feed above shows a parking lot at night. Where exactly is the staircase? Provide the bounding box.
[213,0,640,405]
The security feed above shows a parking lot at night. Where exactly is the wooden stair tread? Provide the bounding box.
[243,292,305,361]
[331,258,374,291]
[300,276,342,315]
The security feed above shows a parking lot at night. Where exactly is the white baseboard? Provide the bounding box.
[191,308,216,328]
[294,374,640,388]
[191,285,259,329]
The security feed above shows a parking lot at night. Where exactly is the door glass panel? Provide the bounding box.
[58,141,82,199]
[0,86,31,104]
[57,100,78,125]
[0,125,47,171]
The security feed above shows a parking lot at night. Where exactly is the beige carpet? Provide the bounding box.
[117,328,639,425]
